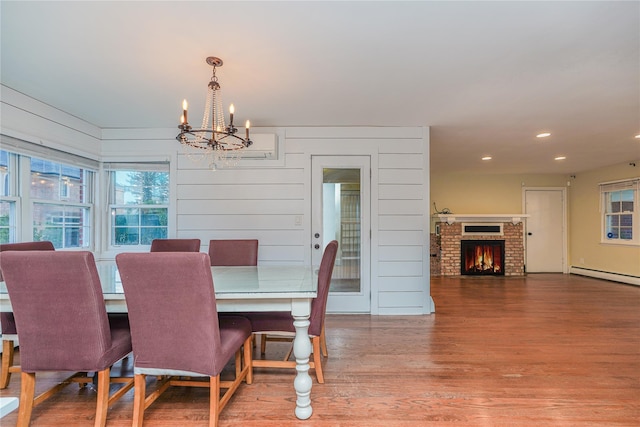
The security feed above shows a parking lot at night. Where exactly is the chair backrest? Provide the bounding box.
[309,240,338,336]
[0,251,115,372]
[0,241,55,286]
[208,239,258,266]
[150,238,201,252]
[0,241,55,252]
[116,252,227,376]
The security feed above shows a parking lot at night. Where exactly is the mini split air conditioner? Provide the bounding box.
[240,133,278,160]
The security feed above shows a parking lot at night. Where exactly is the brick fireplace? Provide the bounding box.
[432,214,527,276]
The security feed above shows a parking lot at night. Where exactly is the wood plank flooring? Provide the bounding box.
[1,273,638,426]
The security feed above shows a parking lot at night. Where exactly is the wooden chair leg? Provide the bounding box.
[235,349,242,378]
[94,368,110,427]
[1,339,15,389]
[209,374,221,427]
[132,374,146,427]
[244,338,253,385]
[312,336,324,384]
[260,334,267,355]
[320,324,328,358]
[17,372,36,427]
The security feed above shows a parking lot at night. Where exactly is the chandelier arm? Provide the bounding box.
[177,129,252,150]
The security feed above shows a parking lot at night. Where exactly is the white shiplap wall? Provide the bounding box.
[176,156,307,264]
[1,85,102,160]
[378,141,431,314]
[284,127,433,314]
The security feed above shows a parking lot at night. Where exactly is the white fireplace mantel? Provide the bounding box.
[435,214,530,225]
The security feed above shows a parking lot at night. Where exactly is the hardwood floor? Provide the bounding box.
[1,273,638,426]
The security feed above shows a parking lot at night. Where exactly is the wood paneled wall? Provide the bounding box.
[176,127,432,314]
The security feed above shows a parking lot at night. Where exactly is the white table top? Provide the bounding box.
[0,264,318,313]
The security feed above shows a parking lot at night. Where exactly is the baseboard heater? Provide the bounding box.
[569,266,640,287]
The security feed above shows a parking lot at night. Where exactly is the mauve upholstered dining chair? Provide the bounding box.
[208,239,258,266]
[0,241,55,390]
[115,252,253,427]
[0,250,134,427]
[150,238,201,252]
[244,240,338,384]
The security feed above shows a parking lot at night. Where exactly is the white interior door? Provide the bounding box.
[524,188,566,273]
[312,156,371,313]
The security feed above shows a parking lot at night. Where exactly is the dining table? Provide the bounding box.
[0,262,319,420]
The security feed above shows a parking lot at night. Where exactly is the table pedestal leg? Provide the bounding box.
[292,312,313,419]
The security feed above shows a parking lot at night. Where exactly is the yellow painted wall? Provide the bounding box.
[569,161,640,277]
[430,172,567,215]
[430,162,640,278]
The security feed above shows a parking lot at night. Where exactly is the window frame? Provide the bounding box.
[0,150,20,243]
[600,178,640,246]
[29,157,95,249]
[105,162,170,251]
[0,135,99,247]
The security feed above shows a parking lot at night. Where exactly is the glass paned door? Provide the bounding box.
[312,156,370,313]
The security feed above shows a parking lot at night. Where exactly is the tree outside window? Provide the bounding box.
[110,169,169,247]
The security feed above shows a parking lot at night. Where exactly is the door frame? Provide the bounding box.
[311,155,371,313]
[522,187,568,273]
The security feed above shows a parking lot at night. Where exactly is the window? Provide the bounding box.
[30,157,94,248]
[107,165,169,247]
[0,136,99,247]
[601,178,639,245]
[0,150,18,243]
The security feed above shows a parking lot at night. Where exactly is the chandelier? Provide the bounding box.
[177,56,252,170]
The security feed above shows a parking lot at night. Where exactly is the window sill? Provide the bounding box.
[599,240,640,247]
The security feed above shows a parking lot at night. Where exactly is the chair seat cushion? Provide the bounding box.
[3,314,128,339]
[244,312,322,336]
[97,327,133,370]
[1,312,17,335]
[135,316,251,377]
[218,316,253,363]
[108,313,130,330]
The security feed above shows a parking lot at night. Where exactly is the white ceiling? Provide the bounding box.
[1,1,638,175]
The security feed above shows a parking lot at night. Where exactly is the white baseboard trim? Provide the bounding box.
[569,266,640,286]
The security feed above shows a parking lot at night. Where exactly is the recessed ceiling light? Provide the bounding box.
[536,133,551,138]
[554,156,566,161]
[635,134,640,139]
[482,156,492,161]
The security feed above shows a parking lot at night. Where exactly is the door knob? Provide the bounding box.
[314,233,320,238]
[314,244,320,249]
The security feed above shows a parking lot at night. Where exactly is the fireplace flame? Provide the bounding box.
[462,241,504,275]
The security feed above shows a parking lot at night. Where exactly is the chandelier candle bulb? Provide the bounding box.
[246,120,250,139]
[182,99,188,124]
[229,104,235,126]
